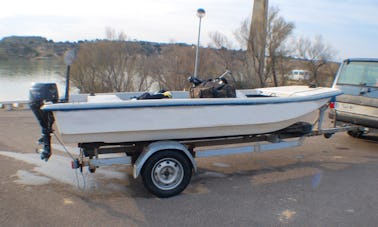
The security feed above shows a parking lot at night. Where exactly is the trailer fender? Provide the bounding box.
[133,141,197,178]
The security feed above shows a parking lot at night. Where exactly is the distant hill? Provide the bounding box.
[0,36,77,60]
[0,36,185,61]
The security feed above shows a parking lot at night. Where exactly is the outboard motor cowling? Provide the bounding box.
[29,83,59,161]
[30,83,59,104]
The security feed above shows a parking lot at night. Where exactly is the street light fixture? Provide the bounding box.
[193,8,206,78]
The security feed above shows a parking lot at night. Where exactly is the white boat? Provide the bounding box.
[30,84,343,197]
[40,86,341,144]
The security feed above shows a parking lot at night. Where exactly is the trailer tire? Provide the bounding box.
[141,150,192,198]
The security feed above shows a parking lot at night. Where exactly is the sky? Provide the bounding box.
[1,0,377,60]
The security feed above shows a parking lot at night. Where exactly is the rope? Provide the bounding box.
[52,132,87,190]
[52,133,76,161]
[74,169,87,191]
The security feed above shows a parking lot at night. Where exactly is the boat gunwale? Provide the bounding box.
[42,90,342,112]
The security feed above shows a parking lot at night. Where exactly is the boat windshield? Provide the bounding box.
[337,61,378,87]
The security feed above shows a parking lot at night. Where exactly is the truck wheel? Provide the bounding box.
[141,150,192,198]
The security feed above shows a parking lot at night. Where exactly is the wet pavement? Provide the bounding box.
[0,110,378,226]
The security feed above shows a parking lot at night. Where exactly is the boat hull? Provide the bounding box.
[50,95,331,143]
[55,112,320,144]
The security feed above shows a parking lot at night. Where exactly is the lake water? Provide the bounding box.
[0,59,71,101]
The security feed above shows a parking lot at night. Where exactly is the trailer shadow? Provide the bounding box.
[190,153,378,192]
[126,177,156,198]
[357,134,378,144]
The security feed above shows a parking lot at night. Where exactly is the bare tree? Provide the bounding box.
[294,35,336,84]
[208,32,251,88]
[266,7,294,86]
[198,47,225,79]
[234,19,249,49]
[134,55,156,91]
[70,29,153,93]
[208,32,238,71]
[150,45,194,91]
[234,6,294,87]
[105,27,127,41]
[235,18,265,88]
[318,61,340,87]
[233,20,253,88]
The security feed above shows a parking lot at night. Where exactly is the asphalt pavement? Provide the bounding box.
[0,110,377,226]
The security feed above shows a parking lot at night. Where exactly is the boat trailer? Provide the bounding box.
[59,105,356,198]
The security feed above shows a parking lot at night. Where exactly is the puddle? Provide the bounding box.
[345,209,355,213]
[312,172,322,188]
[251,167,320,185]
[0,150,129,193]
[184,183,210,195]
[200,171,227,178]
[321,163,348,170]
[212,162,231,168]
[14,169,51,185]
[51,143,80,154]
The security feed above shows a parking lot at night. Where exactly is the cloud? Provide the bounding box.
[270,0,378,59]
[1,0,377,58]
[0,0,253,44]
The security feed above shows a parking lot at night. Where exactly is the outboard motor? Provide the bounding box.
[29,83,59,161]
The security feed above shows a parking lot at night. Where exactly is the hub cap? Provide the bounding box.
[152,158,184,191]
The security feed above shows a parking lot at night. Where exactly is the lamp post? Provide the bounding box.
[193,8,205,78]
[63,49,77,102]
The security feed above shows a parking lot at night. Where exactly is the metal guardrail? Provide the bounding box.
[0,91,190,111]
[0,100,30,110]
[0,94,86,111]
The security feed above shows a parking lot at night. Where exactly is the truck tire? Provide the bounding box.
[141,150,192,198]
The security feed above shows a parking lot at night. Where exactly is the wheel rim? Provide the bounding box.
[151,158,184,191]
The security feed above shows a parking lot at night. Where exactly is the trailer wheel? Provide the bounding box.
[141,150,192,198]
